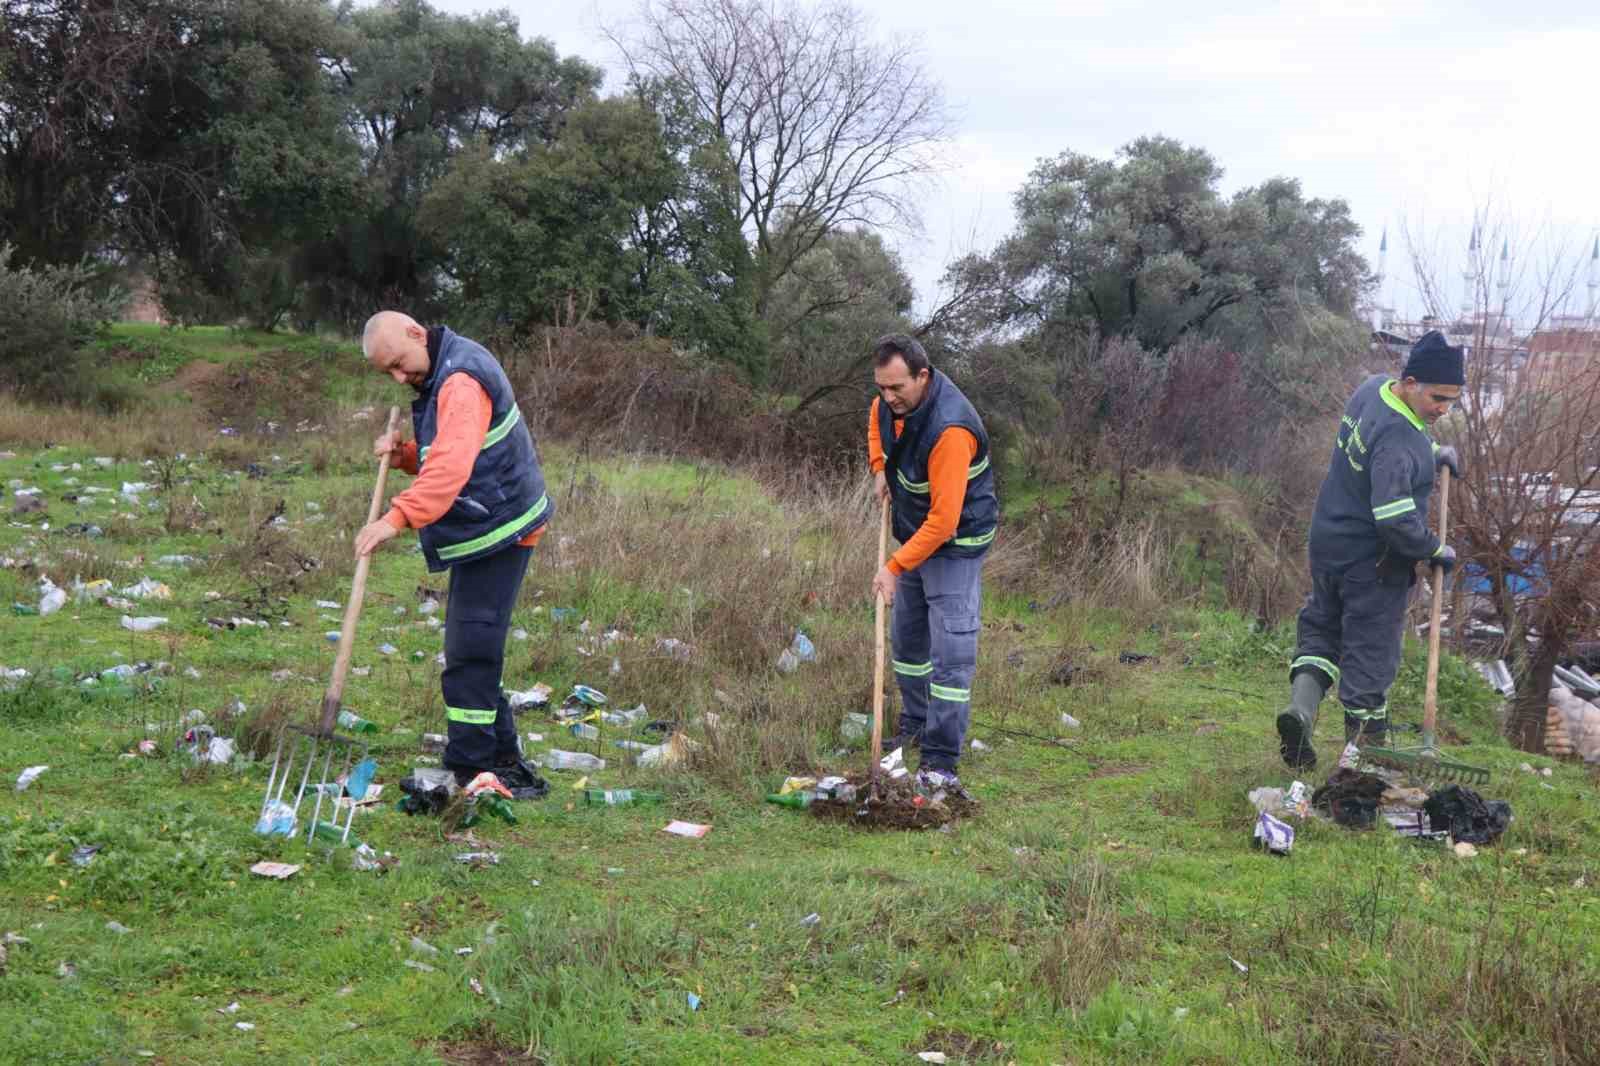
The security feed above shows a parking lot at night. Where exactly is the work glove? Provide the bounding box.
[1434,445,1461,480]
[1432,544,1457,574]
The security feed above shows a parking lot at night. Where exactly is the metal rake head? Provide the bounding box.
[1361,746,1491,786]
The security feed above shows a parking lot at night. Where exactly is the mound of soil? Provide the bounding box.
[809,772,978,831]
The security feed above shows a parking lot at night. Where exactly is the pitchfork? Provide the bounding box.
[256,406,399,842]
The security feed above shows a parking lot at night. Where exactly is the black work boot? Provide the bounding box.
[1343,712,1389,749]
[1276,672,1326,770]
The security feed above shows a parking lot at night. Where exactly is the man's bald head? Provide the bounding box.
[362,310,430,389]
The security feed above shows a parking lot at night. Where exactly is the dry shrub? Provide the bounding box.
[990,512,1179,618]
[1034,857,1136,1011]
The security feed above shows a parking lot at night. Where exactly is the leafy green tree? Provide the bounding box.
[945,136,1371,355]
[300,0,602,325]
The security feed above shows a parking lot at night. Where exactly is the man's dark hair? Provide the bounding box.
[873,333,930,376]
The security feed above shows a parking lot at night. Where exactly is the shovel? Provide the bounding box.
[257,406,400,842]
[1362,468,1491,785]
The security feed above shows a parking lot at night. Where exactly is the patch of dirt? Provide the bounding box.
[159,359,227,398]
[809,773,978,831]
[914,1027,1009,1062]
[185,349,331,430]
[434,1040,532,1065]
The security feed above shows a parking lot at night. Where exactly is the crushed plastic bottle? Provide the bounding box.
[568,722,600,741]
[584,788,664,807]
[39,584,66,616]
[542,750,605,772]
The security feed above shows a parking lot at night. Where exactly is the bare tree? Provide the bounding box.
[1401,212,1600,753]
[607,0,951,328]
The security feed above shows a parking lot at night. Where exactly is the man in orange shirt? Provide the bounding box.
[868,334,998,796]
[355,311,554,796]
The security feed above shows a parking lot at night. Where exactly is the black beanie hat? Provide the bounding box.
[1403,330,1466,386]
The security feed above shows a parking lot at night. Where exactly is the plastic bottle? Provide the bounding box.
[584,788,664,807]
[475,794,519,825]
[569,722,600,741]
[543,750,606,772]
[309,820,354,845]
[336,710,380,734]
[764,791,815,809]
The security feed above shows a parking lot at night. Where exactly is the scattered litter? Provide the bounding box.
[120,577,172,601]
[454,947,473,957]
[455,852,500,866]
[156,555,197,567]
[776,630,817,673]
[120,615,168,632]
[39,584,66,616]
[879,746,905,775]
[506,684,553,710]
[840,712,871,741]
[315,600,341,610]
[183,666,202,680]
[543,750,605,772]
[687,992,702,1011]
[970,738,989,752]
[656,637,693,661]
[1227,955,1249,975]
[105,921,132,935]
[402,959,435,973]
[1381,786,1428,809]
[409,936,440,957]
[69,845,101,867]
[1118,651,1156,665]
[418,598,438,616]
[377,643,397,656]
[511,628,528,641]
[420,733,446,754]
[324,631,340,642]
[350,844,392,872]
[663,821,711,839]
[800,912,821,928]
[15,765,48,791]
[249,862,301,880]
[780,776,817,795]
[218,1002,241,1015]
[550,607,579,622]
[636,733,697,769]
[1423,785,1512,845]
[1060,713,1082,730]
[57,961,76,979]
[1312,768,1389,829]
[917,1053,948,1065]
[1453,841,1479,859]
[235,1022,256,1032]
[1253,812,1294,855]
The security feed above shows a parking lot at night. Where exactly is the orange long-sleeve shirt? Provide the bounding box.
[382,374,545,549]
[868,397,978,575]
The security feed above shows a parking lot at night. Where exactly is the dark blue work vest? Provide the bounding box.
[877,370,998,559]
[411,328,551,572]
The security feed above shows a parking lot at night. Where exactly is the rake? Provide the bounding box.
[256,406,399,843]
[1362,468,1491,785]
[869,497,890,796]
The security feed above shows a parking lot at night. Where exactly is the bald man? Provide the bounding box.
[356,312,554,797]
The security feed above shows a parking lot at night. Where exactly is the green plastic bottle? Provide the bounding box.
[584,788,664,807]
[309,820,354,845]
[476,794,518,825]
[335,709,380,734]
[12,603,37,616]
[764,791,814,810]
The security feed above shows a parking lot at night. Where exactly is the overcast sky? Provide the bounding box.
[431,0,1600,320]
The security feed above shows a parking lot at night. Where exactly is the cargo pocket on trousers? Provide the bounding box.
[940,613,980,670]
[445,605,502,665]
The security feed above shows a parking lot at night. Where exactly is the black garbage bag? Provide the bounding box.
[1312,768,1390,829]
[397,768,456,816]
[1423,785,1512,845]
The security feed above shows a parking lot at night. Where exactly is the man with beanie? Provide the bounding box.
[354,311,553,797]
[1277,330,1465,768]
[868,334,998,797]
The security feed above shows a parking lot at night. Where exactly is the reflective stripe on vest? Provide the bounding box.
[435,494,549,561]
[419,404,523,466]
[896,453,992,496]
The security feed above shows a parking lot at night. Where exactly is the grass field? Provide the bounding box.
[1,328,1596,1065]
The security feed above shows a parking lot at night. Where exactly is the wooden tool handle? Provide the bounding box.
[318,405,401,734]
[869,497,890,770]
[1423,467,1450,737]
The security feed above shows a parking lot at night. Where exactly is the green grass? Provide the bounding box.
[2,337,1598,1065]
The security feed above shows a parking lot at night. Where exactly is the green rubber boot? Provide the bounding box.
[1276,672,1327,770]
